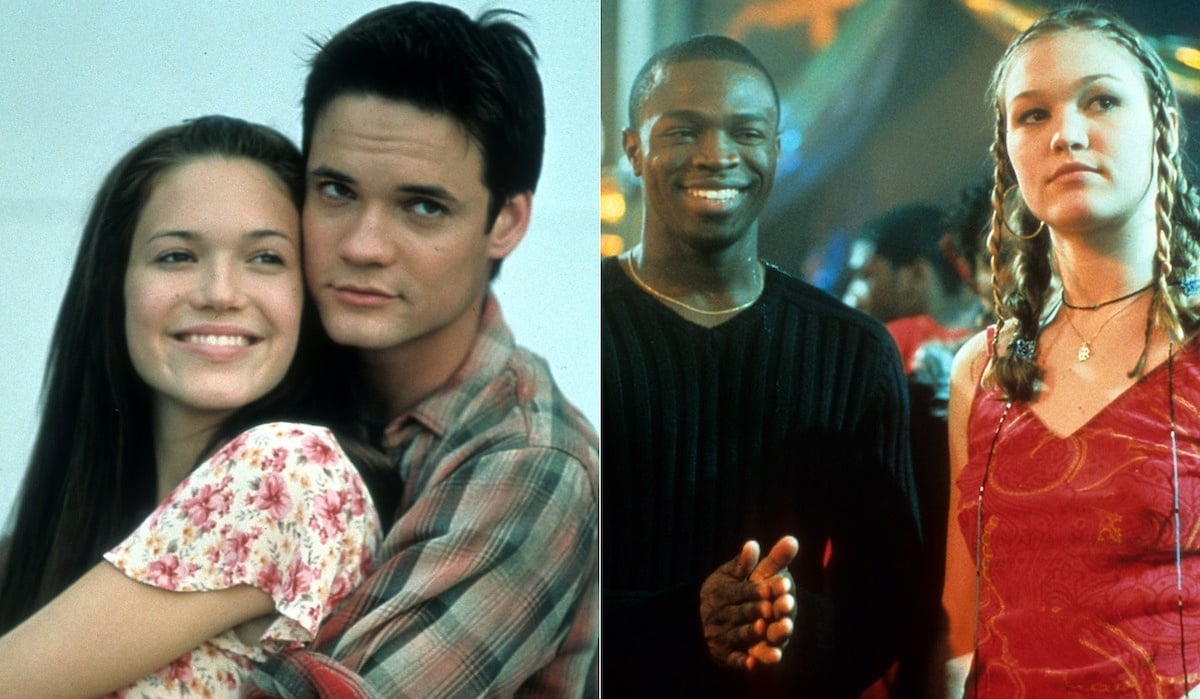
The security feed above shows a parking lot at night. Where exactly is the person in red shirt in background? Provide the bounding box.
[843,203,980,375]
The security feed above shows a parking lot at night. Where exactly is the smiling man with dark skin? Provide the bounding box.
[602,34,926,696]
[621,53,773,327]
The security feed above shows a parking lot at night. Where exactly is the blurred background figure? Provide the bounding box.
[944,178,1002,330]
[842,202,978,374]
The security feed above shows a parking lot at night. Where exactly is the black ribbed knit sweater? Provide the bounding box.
[601,256,923,697]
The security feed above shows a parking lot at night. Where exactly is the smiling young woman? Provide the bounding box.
[0,116,395,698]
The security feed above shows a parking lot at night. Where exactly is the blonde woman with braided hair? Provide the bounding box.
[941,6,1200,698]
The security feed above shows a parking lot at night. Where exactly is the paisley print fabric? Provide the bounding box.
[957,342,1200,697]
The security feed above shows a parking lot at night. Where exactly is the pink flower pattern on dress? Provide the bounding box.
[329,572,354,607]
[253,472,294,520]
[210,431,250,467]
[302,434,339,465]
[256,560,284,598]
[155,652,195,684]
[263,445,290,472]
[180,475,234,531]
[348,477,369,518]
[281,556,316,603]
[101,422,381,698]
[311,488,349,543]
[219,527,260,581]
[146,553,192,589]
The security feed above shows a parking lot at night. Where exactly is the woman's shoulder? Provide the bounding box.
[950,326,998,401]
[195,422,360,492]
[957,325,992,364]
[211,422,345,462]
[225,421,339,445]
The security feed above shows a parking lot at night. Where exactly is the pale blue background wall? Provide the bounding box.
[0,1,599,531]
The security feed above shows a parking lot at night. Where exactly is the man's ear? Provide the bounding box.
[622,128,644,177]
[487,191,532,260]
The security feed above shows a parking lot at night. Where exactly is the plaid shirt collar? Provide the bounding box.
[381,293,511,448]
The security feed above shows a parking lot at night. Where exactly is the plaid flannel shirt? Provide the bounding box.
[251,296,599,698]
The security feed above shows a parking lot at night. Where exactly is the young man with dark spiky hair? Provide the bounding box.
[252,4,597,697]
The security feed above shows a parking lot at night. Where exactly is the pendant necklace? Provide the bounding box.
[1060,287,1147,361]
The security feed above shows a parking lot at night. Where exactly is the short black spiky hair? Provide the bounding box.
[865,203,964,293]
[627,34,779,129]
[303,2,545,230]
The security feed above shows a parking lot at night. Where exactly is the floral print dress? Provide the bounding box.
[101,422,381,698]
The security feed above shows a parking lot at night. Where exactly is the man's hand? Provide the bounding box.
[700,536,800,670]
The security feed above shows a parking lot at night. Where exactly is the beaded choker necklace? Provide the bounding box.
[970,344,1189,697]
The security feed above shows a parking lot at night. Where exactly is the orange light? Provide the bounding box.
[600,185,626,224]
[1177,46,1200,71]
[600,233,625,257]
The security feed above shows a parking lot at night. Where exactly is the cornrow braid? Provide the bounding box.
[1116,20,1193,377]
[1152,88,1200,343]
[1172,181,1200,324]
[982,180,1010,393]
[986,122,1053,400]
[1138,107,1181,377]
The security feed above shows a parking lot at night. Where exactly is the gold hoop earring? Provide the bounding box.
[1000,183,1045,240]
[1012,220,1045,240]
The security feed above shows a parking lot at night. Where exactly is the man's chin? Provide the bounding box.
[325,325,404,352]
[684,220,757,254]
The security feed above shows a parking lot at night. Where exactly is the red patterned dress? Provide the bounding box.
[100,422,380,698]
[956,341,1200,697]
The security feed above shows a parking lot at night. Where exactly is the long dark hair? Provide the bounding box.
[0,115,391,633]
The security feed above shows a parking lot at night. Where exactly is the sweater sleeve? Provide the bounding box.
[828,332,924,694]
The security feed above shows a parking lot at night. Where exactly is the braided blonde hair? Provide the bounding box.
[983,6,1200,401]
